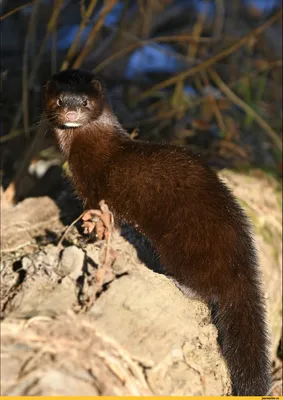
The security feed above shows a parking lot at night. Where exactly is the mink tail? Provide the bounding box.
[210,275,272,396]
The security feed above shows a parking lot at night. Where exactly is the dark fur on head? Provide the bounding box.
[44,69,105,128]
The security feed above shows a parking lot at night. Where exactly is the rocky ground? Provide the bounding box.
[1,169,282,396]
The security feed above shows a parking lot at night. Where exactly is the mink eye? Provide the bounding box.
[82,100,88,107]
[57,99,63,106]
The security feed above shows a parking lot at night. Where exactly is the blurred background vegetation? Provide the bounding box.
[1,0,282,202]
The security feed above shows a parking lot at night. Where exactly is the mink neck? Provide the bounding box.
[54,106,129,159]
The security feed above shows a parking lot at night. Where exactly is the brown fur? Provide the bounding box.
[44,69,272,396]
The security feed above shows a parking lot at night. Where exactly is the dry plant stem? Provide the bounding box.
[0,241,36,254]
[0,126,37,144]
[0,1,37,21]
[58,201,113,251]
[80,0,87,18]
[73,0,119,69]
[188,2,205,60]
[125,58,282,130]
[209,68,282,151]
[154,35,217,44]
[29,0,64,85]
[116,0,130,39]
[230,60,283,87]
[58,212,85,248]
[94,43,139,74]
[51,0,58,74]
[140,9,282,99]
[9,0,64,136]
[101,202,114,269]
[200,69,227,133]
[219,140,249,159]
[22,1,39,138]
[213,0,225,41]
[93,0,129,61]
[81,202,114,310]
[4,1,64,202]
[94,35,216,74]
[94,202,114,287]
[61,0,98,70]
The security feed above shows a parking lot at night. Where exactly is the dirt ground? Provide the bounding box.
[1,169,282,396]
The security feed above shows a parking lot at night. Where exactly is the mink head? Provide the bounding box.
[44,69,105,129]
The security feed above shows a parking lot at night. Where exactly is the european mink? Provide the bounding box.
[44,68,271,396]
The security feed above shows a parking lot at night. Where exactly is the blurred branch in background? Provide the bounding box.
[0,1,35,21]
[139,9,282,98]
[61,0,98,70]
[209,68,282,150]
[73,0,118,68]
[1,0,282,204]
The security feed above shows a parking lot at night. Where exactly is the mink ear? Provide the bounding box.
[45,80,57,93]
[91,79,102,93]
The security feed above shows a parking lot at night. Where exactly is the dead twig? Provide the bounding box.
[22,1,40,138]
[57,212,85,248]
[213,0,225,41]
[94,34,216,74]
[0,1,37,21]
[209,68,282,151]
[139,9,282,99]
[0,242,37,254]
[8,0,64,137]
[0,125,37,144]
[188,1,206,60]
[80,201,115,310]
[73,0,119,69]
[200,69,227,134]
[99,200,114,271]
[61,0,98,70]
[82,201,114,269]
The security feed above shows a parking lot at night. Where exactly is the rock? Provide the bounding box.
[1,317,152,396]
[56,246,85,279]
[3,246,77,319]
[1,196,63,252]
[90,266,230,396]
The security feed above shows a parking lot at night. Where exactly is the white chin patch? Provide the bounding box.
[64,122,82,128]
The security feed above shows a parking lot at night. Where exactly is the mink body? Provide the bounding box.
[44,69,271,396]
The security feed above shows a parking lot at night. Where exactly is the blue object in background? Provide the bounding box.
[183,85,198,98]
[125,44,186,79]
[244,0,280,14]
[55,25,93,50]
[104,1,125,27]
[192,0,215,20]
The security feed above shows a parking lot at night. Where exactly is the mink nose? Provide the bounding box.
[65,111,78,122]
